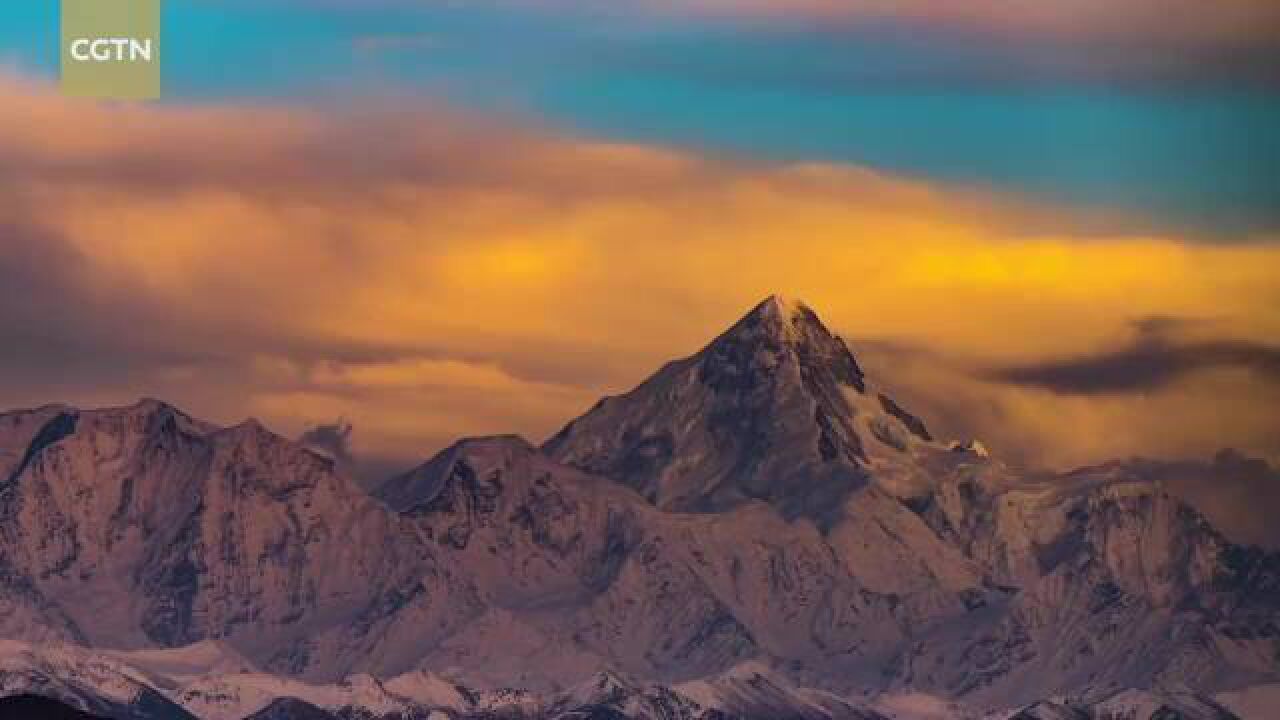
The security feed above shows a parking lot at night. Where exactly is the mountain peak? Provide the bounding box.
[758,292,805,320]
[730,294,833,353]
[704,294,865,395]
[130,397,174,413]
[740,293,811,336]
[75,398,219,439]
[374,434,543,515]
[544,296,896,518]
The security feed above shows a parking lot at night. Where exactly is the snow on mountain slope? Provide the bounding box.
[1215,683,1280,720]
[675,662,890,719]
[0,639,894,720]
[2,640,1251,720]
[1088,688,1240,720]
[380,669,478,713]
[985,687,1244,720]
[104,642,259,693]
[891,456,1280,707]
[0,639,454,720]
[0,639,196,719]
[872,691,979,720]
[539,669,709,719]
[176,671,430,720]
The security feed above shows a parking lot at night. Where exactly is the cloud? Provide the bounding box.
[987,317,1280,394]
[603,0,1280,89]
[0,71,1277,480]
[664,0,1280,55]
[299,419,354,466]
[1145,450,1280,550]
[850,339,1280,473]
[311,0,1280,52]
[850,340,1280,548]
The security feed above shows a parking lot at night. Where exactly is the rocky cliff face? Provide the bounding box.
[376,434,902,689]
[0,400,483,681]
[0,296,1276,717]
[885,458,1280,707]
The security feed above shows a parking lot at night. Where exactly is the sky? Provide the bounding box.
[5,1,1279,231]
[0,2,1278,513]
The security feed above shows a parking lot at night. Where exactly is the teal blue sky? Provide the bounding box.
[4,1,1277,235]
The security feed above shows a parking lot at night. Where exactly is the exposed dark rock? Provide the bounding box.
[0,694,105,720]
[243,697,337,720]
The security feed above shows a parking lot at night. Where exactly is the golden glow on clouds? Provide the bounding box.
[1,74,1277,470]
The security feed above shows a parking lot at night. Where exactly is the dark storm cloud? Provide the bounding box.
[988,317,1280,394]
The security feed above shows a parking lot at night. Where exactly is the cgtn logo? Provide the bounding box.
[68,36,154,63]
[61,0,162,99]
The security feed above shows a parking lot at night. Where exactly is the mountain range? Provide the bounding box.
[0,296,1275,719]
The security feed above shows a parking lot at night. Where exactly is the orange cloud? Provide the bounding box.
[0,73,1277,477]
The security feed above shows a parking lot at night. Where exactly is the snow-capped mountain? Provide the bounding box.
[0,400,484,681]
[542,294,938,524]
[882,457,1280,707]
[539,296,1279,705]
[376,433,900,689]
[0,295,1276,719]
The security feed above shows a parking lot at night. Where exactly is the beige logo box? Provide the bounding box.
[61,0,161,99]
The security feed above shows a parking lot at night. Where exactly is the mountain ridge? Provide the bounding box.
[0,295,1276,718]
[0,639,1262,720]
